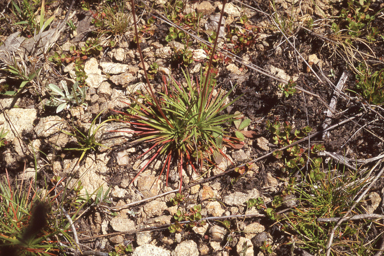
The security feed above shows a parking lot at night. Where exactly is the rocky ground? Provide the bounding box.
[1,0,384,255]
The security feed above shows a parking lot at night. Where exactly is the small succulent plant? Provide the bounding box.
[46,80,88,113]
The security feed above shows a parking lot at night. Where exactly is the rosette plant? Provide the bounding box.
[112,0,239,191]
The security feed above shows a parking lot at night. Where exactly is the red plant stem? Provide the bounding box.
[198,0,227,122]
[130,0,174,129]
[178,152,183,192]
[165,151,172,186]
[129,146,164,186]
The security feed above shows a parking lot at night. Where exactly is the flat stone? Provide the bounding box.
[110,72,137,86]
[251,232,269,247]
[34,116,68,138]
[95,122,133,151]
[144,215,172,226]
[266,173,278,188]
[110,217,136,232]
[226,64,241,75]
[193,48,208,62]
[210,225,227,241]
[223,188,260,206]
[199,185,215,201]
[65,153,110,199]
[111,185,127,198]
[232,149,248,162]
[0,108,36,141]
[190,185,200,194]
[137,175,160,198]
[193,223,209,236]
[172,240,199,256]
[144,200,167,217]
[236,237,254,256]
[114,48,125,62]
[100,62,129,74]
[136,230,152,245]
[98,81,112,95]
[366,192,381,214]
[206,201,225,217]
[257,137,270,151]
[109,235,124,244]
[155,46,173,58]
[244,222,265,239]
[196,1,215,16]
[126,82,146,94]
[133,244,170,256]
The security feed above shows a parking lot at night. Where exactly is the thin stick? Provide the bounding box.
[322,71,349,139]
[318,214,384,222]
[77,213,264,241]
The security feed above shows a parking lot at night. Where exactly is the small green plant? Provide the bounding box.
[278,79,297,98]
[169,193,185,206]
[267,121,324,178]
[354,63,384,105]
[6,60,41,96]
[147,62,159,79]
[11,0,54,36]
[109,243,133,256]
[331,0,380,42]
[0,127,8,147]
[225,22,260,54]
[260,241,273,255]
[233,112,256,142]
[91,2,132,35]
[46,80,88,113]
[67,20,77,31]
[62,111,110,165]
[171,46,194,67]
[169,204,205,233]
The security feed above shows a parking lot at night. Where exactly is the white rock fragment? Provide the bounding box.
[172,240,199,256]
[243,222,265,239]
[110,217,136,232]
[34,116,67,138]
[0,109,36,141]
[100,62,129,74]
[236,237,254,256]
[223,188,260,206]
[206,201,225,217]
[193,48,208,62]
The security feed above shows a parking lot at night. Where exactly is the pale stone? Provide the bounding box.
[110,217,136,232]
[34,116,67,138]
[193,48,208,62]
[210,225,227,241]
[100,62,129,74]
[206,201,225,217]
[172,240,199,256]
[111,185,127,198]
[0,109,36,141]
[193,223,209,236]
[98,81,112,95]
[236,237,254,256]
[156,46,173,58]
[257,137,270,151]
[114,48,125,62]
[223,188,260,206]
[243,222,265,239]
[226,64,241,75]
[196,1,215,16]
[110,72,137,86]
[144,200,167,217]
